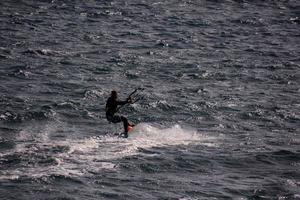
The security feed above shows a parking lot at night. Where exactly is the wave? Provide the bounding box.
[0,108,55,123]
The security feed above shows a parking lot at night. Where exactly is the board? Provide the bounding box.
[113,125,135,138]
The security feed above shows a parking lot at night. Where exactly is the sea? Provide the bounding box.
[0,0,299,199]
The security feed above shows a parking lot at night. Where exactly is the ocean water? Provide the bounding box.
[0,0,300,199]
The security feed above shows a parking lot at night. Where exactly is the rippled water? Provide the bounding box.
[0,0,300,199]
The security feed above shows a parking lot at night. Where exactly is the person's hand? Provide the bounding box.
[127,97,132,103]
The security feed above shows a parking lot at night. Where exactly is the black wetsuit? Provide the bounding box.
[105,96,129,137]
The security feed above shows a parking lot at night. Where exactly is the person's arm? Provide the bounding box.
[117,96,133,105]
[116,99,129,105]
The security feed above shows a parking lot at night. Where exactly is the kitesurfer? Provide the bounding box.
[105,90,133,138]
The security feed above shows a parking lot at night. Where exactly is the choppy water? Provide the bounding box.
[0,0,300,199]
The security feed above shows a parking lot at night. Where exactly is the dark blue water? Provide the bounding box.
[0,0,300,199]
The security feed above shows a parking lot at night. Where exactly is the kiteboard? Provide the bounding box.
[114,124,135,138]
[127,124,134,132]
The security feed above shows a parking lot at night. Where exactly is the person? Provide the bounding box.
[105,90,133,138]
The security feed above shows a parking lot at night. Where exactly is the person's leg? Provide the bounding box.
[120,116,129,137]
[109,115,122,123]
[110,115,129,138]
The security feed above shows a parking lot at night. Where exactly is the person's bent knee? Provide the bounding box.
[121,116,128,122]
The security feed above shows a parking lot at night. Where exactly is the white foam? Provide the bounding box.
[0,123,219,180]
[119,123,218,156]
[130,123,202,146]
